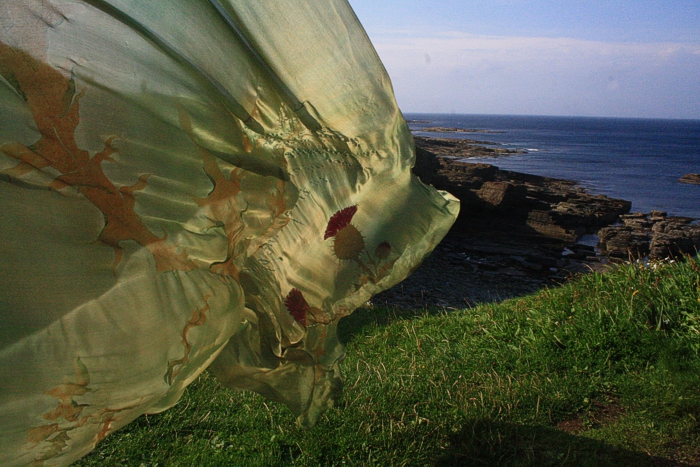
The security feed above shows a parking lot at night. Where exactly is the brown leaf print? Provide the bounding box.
[26,358,92,463]
[25,424,58,445]
[165,296,211,385]
[0,42,196,273]
[178,106,251,279]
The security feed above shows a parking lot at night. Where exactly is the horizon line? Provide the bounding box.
[401,111,700,122]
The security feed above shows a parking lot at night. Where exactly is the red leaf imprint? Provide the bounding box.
[285,288,310,327]
[324,205,357,239]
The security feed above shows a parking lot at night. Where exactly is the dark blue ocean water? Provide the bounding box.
[406,114,700,219]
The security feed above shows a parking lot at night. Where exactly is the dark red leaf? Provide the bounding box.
[285,288,309,326]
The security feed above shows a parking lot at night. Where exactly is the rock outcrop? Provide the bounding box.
[412,143,632,244]
[413,135,525,159]
[598,211,700,260]
[679,173,700,185]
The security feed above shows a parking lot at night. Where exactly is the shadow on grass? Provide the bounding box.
[337,304,449,344]
[436,419,692,467]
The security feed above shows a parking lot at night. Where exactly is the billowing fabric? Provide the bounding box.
[0,0,458,465]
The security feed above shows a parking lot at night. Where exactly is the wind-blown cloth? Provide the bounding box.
[0,1,459,465]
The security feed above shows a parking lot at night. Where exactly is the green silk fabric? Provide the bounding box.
[0,1,458,465]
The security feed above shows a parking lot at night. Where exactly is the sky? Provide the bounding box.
[347,0,700,119]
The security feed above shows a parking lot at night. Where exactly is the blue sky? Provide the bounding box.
[348,0,700,119]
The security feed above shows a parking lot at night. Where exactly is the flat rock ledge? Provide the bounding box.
[598,212,700,260]
[418,127,503,134]
[412,135,525,159]
[679,173,700,185]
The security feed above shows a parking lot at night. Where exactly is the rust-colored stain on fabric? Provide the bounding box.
[165,296,212,385]
[0,43,195,273]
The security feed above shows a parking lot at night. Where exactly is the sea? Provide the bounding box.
[405,114,700,220]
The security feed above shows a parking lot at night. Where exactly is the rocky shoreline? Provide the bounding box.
[371,136,700,310]
[413,135,525,159]
[418,126,504,134]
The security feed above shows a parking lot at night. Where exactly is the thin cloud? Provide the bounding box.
[371,32,700,118]
[375,32,700,67]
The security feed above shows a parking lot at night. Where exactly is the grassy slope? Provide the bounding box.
[76,257,700,466]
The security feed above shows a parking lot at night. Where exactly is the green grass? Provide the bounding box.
[76,257,700,466]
